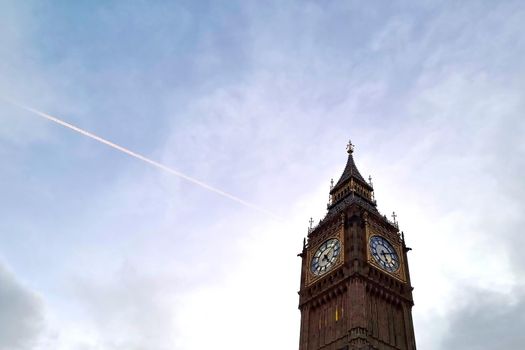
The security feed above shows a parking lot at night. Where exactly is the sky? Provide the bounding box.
[0,1,524,349]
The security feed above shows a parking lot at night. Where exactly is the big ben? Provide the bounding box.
[298,142,416,350]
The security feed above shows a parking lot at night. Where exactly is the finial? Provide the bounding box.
[391,211,398,226]
[330,178,334,190]
[308,217,314,233]
[368,175,373,187]
[346,140,354,154]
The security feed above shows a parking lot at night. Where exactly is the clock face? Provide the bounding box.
[310,238,341,276]
[369,235,400,272]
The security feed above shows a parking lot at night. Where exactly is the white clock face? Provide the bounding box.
[310,238,341,276]
[369,235,400,272]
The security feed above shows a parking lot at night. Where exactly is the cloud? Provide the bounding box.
[0,263,44,350]
[1,1,525,350]
[440,287,525,349]
[47,265,178,350]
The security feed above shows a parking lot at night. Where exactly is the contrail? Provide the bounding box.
[3,98,280,220]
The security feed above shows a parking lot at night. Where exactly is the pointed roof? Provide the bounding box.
[330,141,372,194]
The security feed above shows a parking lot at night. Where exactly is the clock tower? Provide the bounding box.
[298,142,416,350]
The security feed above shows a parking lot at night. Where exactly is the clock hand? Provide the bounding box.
[381,251,393,263]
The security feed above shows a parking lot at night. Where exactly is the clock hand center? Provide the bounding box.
[323,253,330,262]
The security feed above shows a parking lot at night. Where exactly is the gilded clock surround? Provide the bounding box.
[305,222,344,286]
[364,213,407,283]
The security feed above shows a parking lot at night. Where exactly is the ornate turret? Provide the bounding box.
[327,141,376,214]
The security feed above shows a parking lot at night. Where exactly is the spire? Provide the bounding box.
[318,141,379,225]
[330,140,371,194]
[327,140,376,212]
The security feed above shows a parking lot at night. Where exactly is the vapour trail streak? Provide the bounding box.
[5,99,280,220]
